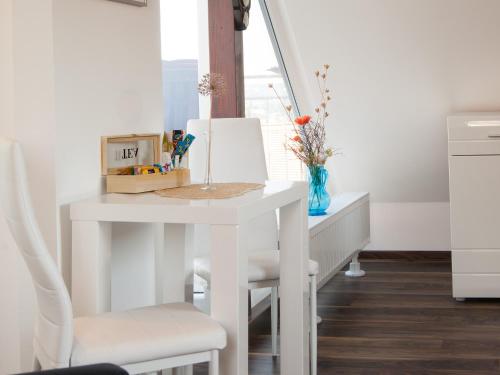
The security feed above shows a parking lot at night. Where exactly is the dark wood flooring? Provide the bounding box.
[197,251,500,374]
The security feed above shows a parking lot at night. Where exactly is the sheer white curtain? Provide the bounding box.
[243,1,304,181]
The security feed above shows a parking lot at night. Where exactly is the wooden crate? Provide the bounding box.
[101,133,190,193]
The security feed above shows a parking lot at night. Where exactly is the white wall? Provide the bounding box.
[0,0,13,135]
[0,3,22,373]
[0,227,21,375]
[366,202,451,251]
[1,1,52,372]
[0,0,164,372]
[268,0,500,250]
[12,0,59,257]
[52,0,164,297]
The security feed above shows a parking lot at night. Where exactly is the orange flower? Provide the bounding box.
[291,135,302,143]
[295,115,311,126]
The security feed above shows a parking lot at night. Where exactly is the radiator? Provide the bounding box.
[194,192,371,313]
[309,192,370,287]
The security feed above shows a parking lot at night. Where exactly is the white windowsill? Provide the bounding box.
[308,192,370,236]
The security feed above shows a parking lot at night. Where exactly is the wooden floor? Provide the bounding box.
[197,251,500,374]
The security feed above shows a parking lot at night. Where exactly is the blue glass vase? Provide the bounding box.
[308,164,331,216]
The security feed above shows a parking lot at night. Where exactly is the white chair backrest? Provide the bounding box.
[187,118,278,253]
[0,139,73,369]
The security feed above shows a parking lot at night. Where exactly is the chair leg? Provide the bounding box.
[201,286,211,315]
[248,289,252,317]
[310,275,317,375]
[209,350,219,375]
[271,286,279,356]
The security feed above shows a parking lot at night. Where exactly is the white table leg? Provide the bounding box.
[155,223,191,304]
[184,224,195,303]
[72,220,112,317]
[280,198,309,375]
[271,286,278,356]
[156,223,193,375]
[210,224,248,375]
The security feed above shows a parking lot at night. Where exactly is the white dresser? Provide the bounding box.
[448,113,500,299]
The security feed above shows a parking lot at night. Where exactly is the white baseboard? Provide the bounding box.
[364,202,451,251]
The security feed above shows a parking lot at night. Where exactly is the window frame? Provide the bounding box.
[258,0,301,117]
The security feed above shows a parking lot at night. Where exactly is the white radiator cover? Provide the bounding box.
[194,192,371,312]
[249,192,370,308]
[309,192,370,287]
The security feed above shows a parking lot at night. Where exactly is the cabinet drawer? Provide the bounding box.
[449,155,500,249]
[452,250,500,273]
[453,274,500,298]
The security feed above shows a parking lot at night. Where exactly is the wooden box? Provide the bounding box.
[101,133,190,193]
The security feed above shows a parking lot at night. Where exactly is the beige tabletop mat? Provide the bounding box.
[155,182,265,199]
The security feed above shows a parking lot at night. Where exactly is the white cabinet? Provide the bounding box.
[449,155,500,249]
[448,113,500,299]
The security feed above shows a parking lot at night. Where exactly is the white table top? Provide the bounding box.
[70,180,308,225]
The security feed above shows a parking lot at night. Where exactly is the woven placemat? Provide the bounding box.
[155,182,265,199]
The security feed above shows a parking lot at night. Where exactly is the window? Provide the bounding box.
[160,0,209,131]
[243,1,303,180]
[160,0,303,180]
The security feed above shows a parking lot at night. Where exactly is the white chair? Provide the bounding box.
[0,138,226,374]
[187,118,318,375]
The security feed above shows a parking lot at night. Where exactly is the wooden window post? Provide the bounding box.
[208,0,245,118]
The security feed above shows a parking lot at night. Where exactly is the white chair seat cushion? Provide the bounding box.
[195,250,319,284]
[71,302,226,367]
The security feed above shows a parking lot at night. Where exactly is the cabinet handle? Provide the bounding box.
[488,134,500,138]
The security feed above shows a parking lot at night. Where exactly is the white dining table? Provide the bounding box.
[70,180,310,375]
